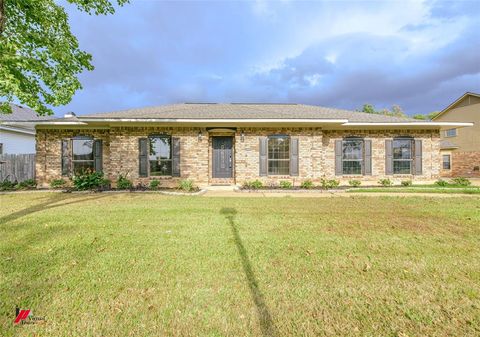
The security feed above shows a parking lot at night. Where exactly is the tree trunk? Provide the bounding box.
[0,0,4,35]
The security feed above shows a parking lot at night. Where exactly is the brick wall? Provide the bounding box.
[443,151,480,177]
[35,126,441,187]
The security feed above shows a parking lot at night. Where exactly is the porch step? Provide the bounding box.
[209,178,235,185]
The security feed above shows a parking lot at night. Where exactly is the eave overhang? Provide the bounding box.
[5,119,474,130]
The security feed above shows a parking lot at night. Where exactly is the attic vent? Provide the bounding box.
[64,111,76,118]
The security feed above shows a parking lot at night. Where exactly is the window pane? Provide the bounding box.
[393,139,412,159]
[445,129,457,137]
[268,160,290,175]
[268,137,289,160]
[73,161,94,175]
[343,161,362,175]
[393,161,412,174]
[149,136,172,176]
[150,160,172,176]
[343,140,363,160]
[73,139,94,160]
[150,136,171,160]
[267,136,290,175]
[442,155,451,170]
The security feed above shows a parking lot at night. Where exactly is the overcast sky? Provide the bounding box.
[59,0,480,117]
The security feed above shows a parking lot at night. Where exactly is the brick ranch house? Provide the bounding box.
[24,103,472,187]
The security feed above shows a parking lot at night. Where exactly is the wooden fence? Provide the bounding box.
[0,154,36,182]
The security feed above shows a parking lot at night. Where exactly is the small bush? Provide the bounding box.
[15,179,37,190]
[279,180,293,189]
[451,177,471,187]
[401,180,412,187]
[50,179,67,189]
[243,180,263,189]
[300,180,314,189]
[435,179,449,187]
[149,179,161,190]
[321,178,340,189]
[348,179,361,187]
[378,178,393,187]
[178,179,196,192]
[0,179,16,191]
[73,170,106,190]
[117,174,133,190]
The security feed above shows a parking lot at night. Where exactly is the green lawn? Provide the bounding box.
[348,187,480,194]
[1,193,479,336]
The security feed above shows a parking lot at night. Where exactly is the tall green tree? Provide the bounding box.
[358,103,408,118]
[413,111,441,120]
[0,0,128,115]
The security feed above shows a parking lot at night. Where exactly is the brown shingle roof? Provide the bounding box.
[82,103,418,123]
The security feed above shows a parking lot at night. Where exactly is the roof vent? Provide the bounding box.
[64,111,76,118]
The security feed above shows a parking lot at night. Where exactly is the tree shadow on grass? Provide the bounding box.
[0,193,109,226]
[220,208,277,337]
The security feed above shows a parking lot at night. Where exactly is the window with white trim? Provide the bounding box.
[393,138,413,174]
[342,138,364,175]
[72,137,94,174]
[445,129,457,137]
[442,154,451,170]
[149,135,172,176]
[268,136,290,175]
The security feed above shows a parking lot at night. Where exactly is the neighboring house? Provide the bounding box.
[0,104,51,154]
[433,92,479,177]
[9,103,471,187]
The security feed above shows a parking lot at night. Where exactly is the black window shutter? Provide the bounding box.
[385,139,393,175]
[93,139,103,173]
[172,137,181,177]
[290,137,299,176]
[61,139,71,176]
[335,140,342,175]
[414,139,422,175]
[364,140,372,175]
[259,137,268,176]
[138,138,148,177]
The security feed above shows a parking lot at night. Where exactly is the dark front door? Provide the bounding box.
[212,136,233,178]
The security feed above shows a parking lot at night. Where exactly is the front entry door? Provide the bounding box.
[212,136,233,178]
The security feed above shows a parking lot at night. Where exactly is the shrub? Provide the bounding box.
[178,179,196,192]
[321,178,340,189]
[73,170,106,190]
[435,179,449,187]
[300,179,314,189]
[0,179,16,191]
[16,179,37,190]
[378,178,393,187]
[50,179,67,189]
[451,177,471,187]
[116,174,133,190]
[243,180,263,189]
[149,179,161,190]
[348,179,361,187]
[279,180,293,189]
[401,180,412,187]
